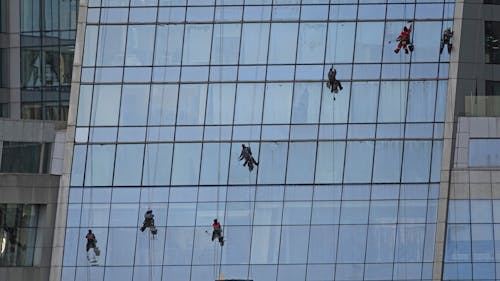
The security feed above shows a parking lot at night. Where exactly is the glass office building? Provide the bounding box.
[59,0,456,281]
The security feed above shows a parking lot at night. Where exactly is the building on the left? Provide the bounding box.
[0,0,78,280]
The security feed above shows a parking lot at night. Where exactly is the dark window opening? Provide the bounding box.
[0,142,51,173]
[0,48,7,88]
[486,80,500,96]
[485,21,500,63]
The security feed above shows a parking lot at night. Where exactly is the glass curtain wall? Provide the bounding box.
[63,1,453,281]
[20,0,78,120]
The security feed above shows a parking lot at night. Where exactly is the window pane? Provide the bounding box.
[83,26,98,66]
[125,25,155,66]
[308,225,337,263]
[469,139,500,167]
[279,226,309,263]
[406,81,436,122]
[177,84,207,125]
[268,23,298,64]
[315,141,345,184]
[105,228,136,265]
[148,85,178,125]
[286,142,316,184]
[251,226,280,264]
[349,82,379,123]
[114,144,144,186]
[291,83,321,123]
[485,21,500,64]
[90,85,121,126]
[96,25,127,66]
[171,143,202,185]
[412,21,442,62]
[263,83,293,124]
[234,83,264,124]
[344,141,374,183]
[154,24,184,65]
[354,22,384,63]
[182,24,213,65]
[337,225,367,263]
[258,142,287,184]
[0,204,39,266]
[445,224,471,262]
[378,81,407,123]
[326,22,355,63]
[0,142,42,173]
[211,24,241,65]
[297,23,326,63]
[206,84,235,125]
[402,141,431,183]
[373,141,403,183]
[143,143,173,185]
[199,142,230,185]
[366,225,396,262]
[240,23,269,64]
[85,145,115,186]
[119,85,149,126]
[395,224,425,262]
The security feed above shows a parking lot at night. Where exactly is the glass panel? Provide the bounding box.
[85,145,115,186]
[349,82,379,123]
[326,22,355,63]
[182,24,213,65]
[211,24,241,65]
[90,85,121,126]
[395,224,425,262]
[337,225,367,263]
[286,142,316,184]
[268,23,298,64]
[114,144,144,186]
[240,23,269,64]
[291,83,321,124]
[148,85,178,125]
[378,81,407,123]
[279,226,309,264]
[143,144,172,185]
[125,25,155,66]
[251,226,280,264]
[366,225,396,262]
[177,84,207,125]
[354,22,384,63]
[83,26,98,66]
[154,24,184,66]
[297,23,326,64]
[344,141,374,183]
[0,204,39,266]
[315,141,345,184]
[234,83,264,124]
[263,83,293,124]
[470,139,500,167]
[402,141,432,183]
[206,83,235,125]
[199,142,230,185]
[373,141,403,183]
[406,81,436,122]
[258,142,287,184]
[171,143,202,185]
[282,202,311,225]
[105,228,136,265]
[96,25,127,66]
[119,85,149,126]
